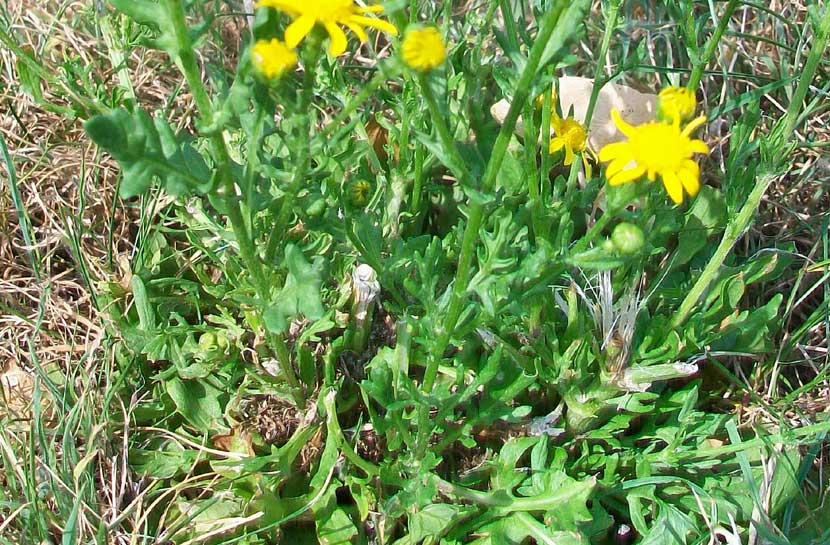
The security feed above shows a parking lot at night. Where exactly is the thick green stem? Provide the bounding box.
[415,1,569,456]
[687,0,740,90]
[673,4,830,328]
[164,0,269,295]
[265,36,324,264]
[164,0,303,404]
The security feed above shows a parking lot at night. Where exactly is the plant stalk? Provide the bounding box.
[687,0,740,90]
[415,1,569,456]
[673,4,830,328]
[583,0,621,127]
[265,35,324,264]
[164,0,303,405]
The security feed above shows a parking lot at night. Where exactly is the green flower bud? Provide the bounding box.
[307,197,327,218]
[198,332,217,351]
[611,223,645,255]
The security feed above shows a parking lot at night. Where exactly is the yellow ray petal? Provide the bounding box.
[358,4,385,12]
[564,145,575,166]
[679,164,700,197]
[285,14,316,48]
[681,115,707,137]
[349,15,398,35]
[344,21,369,43]
[688,139,709,155]
[606,157,634,179]
[611,109,636,138]
[662,170,684,204]
[608,165,646,186]
[598,141,630,162]
[549,138,565,153]
[325,21,349,56]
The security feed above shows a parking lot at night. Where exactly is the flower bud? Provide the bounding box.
[402,26,446,72]
[611,223,645,255]
[657,86,696,123]
[251,39,297,81]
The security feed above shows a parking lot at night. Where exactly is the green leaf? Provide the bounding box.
[130,446,201,479]
[408,504,473,542]
[314,482,358,545]
[16,58,44,103]
[165,377,225,434]
[639,502,696,545]
[84,108,211,198]
[130,275,156,331]
[673,186,727,268]
[108,0,179,54]
[264,245,325,334]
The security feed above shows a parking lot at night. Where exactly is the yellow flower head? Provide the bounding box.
[657,86,697,123]
[251,39,298,80]
[256,0,398,57]
[549,115,588,166]
[402,26,446,72]
[599,109,709,204]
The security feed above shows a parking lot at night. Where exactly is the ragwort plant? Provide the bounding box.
[75,0,830,543]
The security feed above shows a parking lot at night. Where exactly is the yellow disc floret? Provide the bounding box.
[657,86,697,123]
[401,26,447,72]
[598,109,709,204]
[251,39,298,80]
[256,0,398,57]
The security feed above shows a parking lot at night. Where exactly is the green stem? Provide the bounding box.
[271,329,305,406]
[165,0,269,295]
[784,5,830,137]
[523,98,542,243]
[673,4,830,328]
[410,143,425,212]
[265,35,324,264]
[687,0,740,90]
[318,67,396,141]
[415,1,569,456]
[583,0,621,128]
[572,205,616,253]
[164,0,303,405]
[418,72,473,187]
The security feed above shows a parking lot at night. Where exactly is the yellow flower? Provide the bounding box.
[599,109,709,204]
[402,26,446,72]
[657,86,697,123]
[549,115,587,164]
[251,39,298,79]
[256,0,398,57]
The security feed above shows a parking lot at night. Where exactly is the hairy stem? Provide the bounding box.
[415,0,570,456]
[673,4,830,328]
[687,0,740,90]
[164,0,303,405]
[265,35,323,264]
